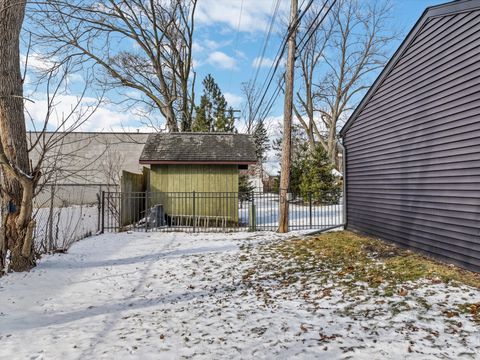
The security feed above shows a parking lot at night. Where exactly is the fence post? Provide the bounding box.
[145,191,149,232]
[309,192,313,229]
[192,191,196,233]
[101,190,105,234]
[249,192,256,231]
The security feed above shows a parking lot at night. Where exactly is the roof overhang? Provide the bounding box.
[139,160,257,165]
[339,0,480,138]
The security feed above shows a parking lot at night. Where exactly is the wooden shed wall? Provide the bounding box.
[149,164,239,220]
[343,8,480,272]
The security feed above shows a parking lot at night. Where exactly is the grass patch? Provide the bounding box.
[243,231,480,292]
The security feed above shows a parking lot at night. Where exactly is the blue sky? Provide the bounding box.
[24,0,448,133]
[197,0,447,117]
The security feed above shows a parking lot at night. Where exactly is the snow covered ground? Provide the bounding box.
[0,231,479,359]
[239,194,343,230]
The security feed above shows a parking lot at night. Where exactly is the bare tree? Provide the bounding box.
[30,0,197,132]
[0,1,36,272]
[295,0,396,164]
[293,4,333,150]
[240,81,272,187]
[241,81,263,135]
[0,14,101,272]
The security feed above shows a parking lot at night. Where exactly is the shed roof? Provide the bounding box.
[139,132,257,165]
[339,0,480,136]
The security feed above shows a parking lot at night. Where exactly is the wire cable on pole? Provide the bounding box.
[250,0,322,123]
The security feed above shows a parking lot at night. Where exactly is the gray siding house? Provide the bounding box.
[339,0,480,272]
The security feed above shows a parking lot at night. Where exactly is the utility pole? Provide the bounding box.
[278,0,298,233]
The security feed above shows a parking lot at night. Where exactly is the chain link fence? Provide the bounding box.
[33,183,118,254]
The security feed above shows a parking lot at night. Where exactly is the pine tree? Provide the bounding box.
[273,124,309,195]
[192,95,211,132]
[217,107,236,133]
[192,74,236,132]
[238,173,255,206]
[299,145,341,204]
[252,121,270,161]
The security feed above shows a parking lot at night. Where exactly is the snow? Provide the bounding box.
[240,193,343,230]
[33,205,99,251]
[0,232,479,359]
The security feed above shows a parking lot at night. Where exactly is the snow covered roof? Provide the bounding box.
[139,132,257,165]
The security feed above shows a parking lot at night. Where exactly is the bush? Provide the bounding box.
[298,146,341,204]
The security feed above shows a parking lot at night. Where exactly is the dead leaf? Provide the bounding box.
[444,310,458,318]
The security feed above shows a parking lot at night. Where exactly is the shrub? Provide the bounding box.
[299,145,341,204]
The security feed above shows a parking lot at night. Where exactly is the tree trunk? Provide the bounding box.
[327,121,336,162]
[278,0,298,233]
[165,106,179,132]
[0,1,35,272]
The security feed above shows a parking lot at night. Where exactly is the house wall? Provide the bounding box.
[149,164,239,221]
[342,7,480,272]
[29,132,150,207]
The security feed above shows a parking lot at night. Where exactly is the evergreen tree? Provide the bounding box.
[192,95,212,132]
[217,107,236,133]
[252,121,270,162]
[299,145,341,204]
[273,124,309,195]
[238,173,255,206]
[192,74,236,132]
[213,89,228,131]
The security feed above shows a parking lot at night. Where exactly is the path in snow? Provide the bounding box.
[0,231,479,359]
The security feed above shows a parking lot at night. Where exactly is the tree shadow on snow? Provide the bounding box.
[39,243,238,270]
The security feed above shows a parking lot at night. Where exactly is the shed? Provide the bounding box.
[139,132,256,225]
[339,0,480,272]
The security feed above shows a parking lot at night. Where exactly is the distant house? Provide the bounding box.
[339,0,480,272]
[138,132,257,224]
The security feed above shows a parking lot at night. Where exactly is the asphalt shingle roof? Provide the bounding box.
[139,133,257,164]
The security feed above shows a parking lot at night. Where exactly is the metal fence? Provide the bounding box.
[33,183,118,254]
[102,191,344,233]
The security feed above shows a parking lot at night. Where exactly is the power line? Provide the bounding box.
[296,0,337,56]
[251,0,317,123]
[252,0,337,124]
[257,75,285,122]
[227,0,244,90]
[249,0,281,91]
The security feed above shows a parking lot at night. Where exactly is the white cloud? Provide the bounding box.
[207,51,237,70]
[192,42,204,53]
[22,53,55,72]
[25,94,148,132]
[204,39,222,50]
[224,92,243,108]
[196,0,288,33]
[252,56,275,69]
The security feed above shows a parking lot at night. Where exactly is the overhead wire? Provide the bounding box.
[249,0,282,92]
[250,0,318,122]
[296,0,337,56]
[227,0,245,91]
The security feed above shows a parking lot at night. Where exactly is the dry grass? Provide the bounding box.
[241,230,480,336]
[276,231,480,289]
[242,231,480,295]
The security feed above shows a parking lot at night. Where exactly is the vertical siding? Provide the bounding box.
[150,164,239,220]
[343,10,480,272]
